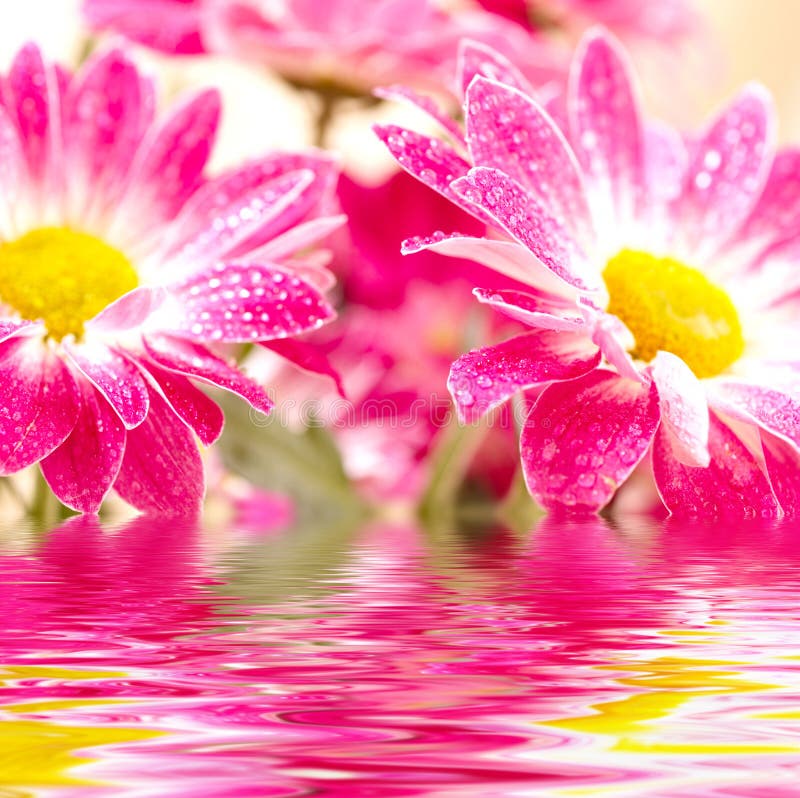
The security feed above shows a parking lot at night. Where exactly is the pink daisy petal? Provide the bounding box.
[521,369,659,512]
[166,170,316,270]
[473,287,584,331]
[643,121,688,208]
[40,379,125,514]
[63,46,155,219]
[373,124,492,225]
[272,258,337,294]
[142,362,225,446]
[569,29,644,224]
[167,153,337,244]
[708,382,800,448]
[87,286,168,333]
[143,334,274,415]
[452,167,600,291]
[578,302,643,383]
[113,384,205,516]
[168,263,335,343]
[114,88,221,238]
[457,39,537,100]
[0,320,43,344]
[760,430,800,516]
[448,330,601,423]
[3,43,56,186]
[649,350,710,467]
[375,84,464,144]
[736,147,800,252]
[253,214,346,262]
[163,153,338,264]
[0,105,25,226]
[653,410,779,518]
[64,341,150,429]
[402,232,579,298]
[675,84,774,254]
[465,76,595,246]
[0,339,80,476]
[261,338,346,398]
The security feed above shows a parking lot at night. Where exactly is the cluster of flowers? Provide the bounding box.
[2,0,797,520]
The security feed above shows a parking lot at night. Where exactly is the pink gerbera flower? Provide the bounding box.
[377,31,800,518]
[0,43,340,515]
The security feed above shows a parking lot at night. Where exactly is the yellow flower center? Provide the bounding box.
[603,249,744,379]
[0,227,138,341]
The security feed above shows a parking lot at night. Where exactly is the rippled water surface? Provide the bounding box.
[3,513,800,796]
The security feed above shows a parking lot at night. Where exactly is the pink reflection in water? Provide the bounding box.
[2,516,800,795]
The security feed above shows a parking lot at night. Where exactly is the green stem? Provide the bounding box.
[418,419,491,530]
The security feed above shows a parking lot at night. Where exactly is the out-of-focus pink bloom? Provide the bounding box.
[253,282,477,501]
[337,170,486,309]
[84,0,563,94]
[249,165,524,504]
[84,0,207,54]
[0,43,341,515]
[378,31,800,518]
[475,0,700,50]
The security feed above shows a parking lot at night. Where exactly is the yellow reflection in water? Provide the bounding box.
[0,665,163,787]
[542,651,797,756]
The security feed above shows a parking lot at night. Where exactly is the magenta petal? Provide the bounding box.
[375,85,464,143]
[448,330,601,423]
[521,369,659,512]
[760,430,800,515]
[40,380,125,513]
[737,147,800,251]
[64,46,154,214]
[465,76,594,246]
[579,304,643,383]
[473,287,584,330]
[113,384,204,516]
[569,30,644,223]
[653,411,779,518]
[64,341,149,429]
[165,169,316,268]
[0,105,25,221]
[167,153,337,252]
[402,233,579,298]
[452,167,600,292]
[261,338,345,398]
[649,351,710,467]
[457,39,537,100]
[708,382,800,448]
[3,43,54,184]
[142,362,225,446]
[254,214,346,262]
[118,88,221,229]
[373,124,492,225]
[676,85,774,253]
[168,263,335,343]
[0,319,43,344]
[0,340,80,475]
[87,286,168,333]
[643,121,688,208]
[143,334,274,415]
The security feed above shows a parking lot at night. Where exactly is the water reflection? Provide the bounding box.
[2,513,800,794]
